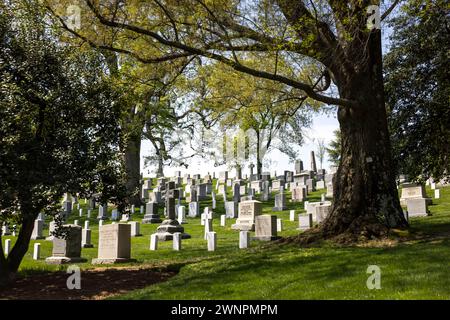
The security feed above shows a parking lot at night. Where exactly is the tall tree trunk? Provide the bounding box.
[255,130,262,176]
[124,133,142,206]
[321,33,408,240]
[156,150,164,177]
[0,215,35,287]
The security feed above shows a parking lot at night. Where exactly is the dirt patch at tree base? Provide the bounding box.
[0,266,177,300]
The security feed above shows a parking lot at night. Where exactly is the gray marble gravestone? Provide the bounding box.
[316,180,326,190]
[225,201,238,218]
[142,202,161,223]
[406,198,429,217]
[400,183,431,206]
[298,214,313,230]
[295,160,304,174]
[188,188,198,203]
[260,181,271,202]
[306,178,316,192]
[46,225,86,264]
[291,186,306,202]
[155,194,191,241]
[188,201,200,217]
[97,204,109,220]
[233,183,241,203]
[253,215,280,241]
[197,183,208,201]
[314,203,332,223]
[271,179,285,191]
[273,191,287,211]
[92,223,136,264]
[232,200,262,231]
[31,219,45,240]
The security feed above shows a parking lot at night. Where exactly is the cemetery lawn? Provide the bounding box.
[4,183,450,300]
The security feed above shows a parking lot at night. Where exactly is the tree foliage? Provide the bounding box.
[326,130,341,167]
[0,3,122,284]
[385,0,450,182]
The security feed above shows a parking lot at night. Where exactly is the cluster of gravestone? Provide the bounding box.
[2,153,444,264]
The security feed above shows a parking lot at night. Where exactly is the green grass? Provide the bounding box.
[4,181,450,299]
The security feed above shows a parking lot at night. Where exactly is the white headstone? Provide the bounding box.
[46,221,56,240]
[220,214,226,227]
[204,219,213,240]
[4,239,11,256]
[239,231,250,249]
[289,210,295,221]
[177,206,187,224]
[200,213,206,226]
[298,214,313,230]
[31,219,44,240]
[33,243,41,260]
[277,218,283,232]
[150,233,158,251]
[231,200,262,231]
[129,221,142,237]
[82,229,93,248]
[173,232,181,251]
[434,189,440,199]
[406,198,428,217]
[207,232,217,251]
[79,209,83,217]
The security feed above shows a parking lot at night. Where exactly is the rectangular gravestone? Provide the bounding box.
[225,201,238,218]
[31,219,45,240]
[298,214,313,230]
[316,180,325,190]
[231,200,262,231]
[46,225,86,264]
[253,215,280,241]
[400,183,431,206]
[188,202,200,218]
[273,192,287,211]
[406,198,429,217]
[92,223,135,264]
[142,202,161,224]
[315,204,332,223]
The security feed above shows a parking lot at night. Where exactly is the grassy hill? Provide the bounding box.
[5,182,450,299]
